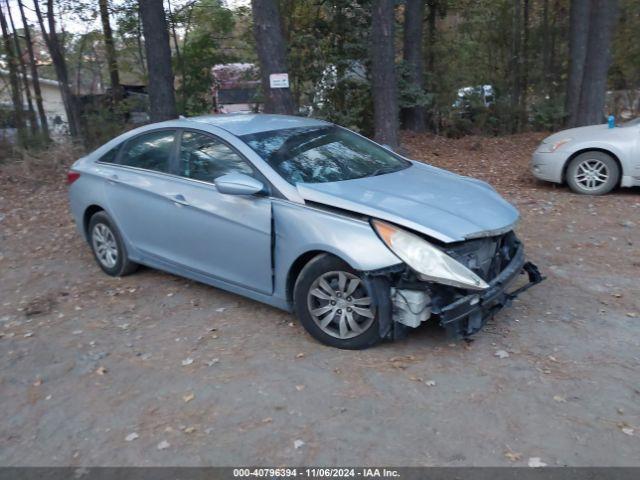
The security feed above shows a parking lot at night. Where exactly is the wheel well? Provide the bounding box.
[83,205,104,239]
[286,250,331,305]
[562,148,623,185]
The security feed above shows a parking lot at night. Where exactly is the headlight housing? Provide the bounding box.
[372,220,489,290]
[539,137,572,153]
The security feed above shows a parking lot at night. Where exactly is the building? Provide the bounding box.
[0,69,68,139]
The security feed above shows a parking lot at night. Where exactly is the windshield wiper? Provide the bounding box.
[370,167,398,177]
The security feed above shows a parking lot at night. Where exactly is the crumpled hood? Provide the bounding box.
[297,162,519,243]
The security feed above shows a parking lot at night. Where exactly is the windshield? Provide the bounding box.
[620,117,640,128]
[240,126,411,184]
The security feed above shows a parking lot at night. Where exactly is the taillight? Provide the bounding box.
[67,171,81,185]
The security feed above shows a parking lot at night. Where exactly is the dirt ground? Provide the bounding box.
[1,133,639,467]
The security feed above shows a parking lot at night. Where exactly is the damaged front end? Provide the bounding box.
[364,229,544,341]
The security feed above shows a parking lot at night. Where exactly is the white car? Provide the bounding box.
[531,118,640,195]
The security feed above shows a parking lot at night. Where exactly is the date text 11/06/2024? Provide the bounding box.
[232,468,401,478]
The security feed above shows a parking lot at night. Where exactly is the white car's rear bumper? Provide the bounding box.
[530,150,568,183]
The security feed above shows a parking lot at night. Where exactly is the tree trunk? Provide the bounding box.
[6,2,38,135]
[18,0,49,140]
[250,0,295,115]
[575,0,618,126]
[519,0,529,129]
[33,0,83,138]
[166,0,186,112]
[371,0,399,148]
[565,0,591,127]
[98,0,121,103]
[139,0,177,122]
[0,3,27,145]
[510,0,522,132]
[402,0,426,132]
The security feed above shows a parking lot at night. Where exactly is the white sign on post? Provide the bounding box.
[269,73,290,89]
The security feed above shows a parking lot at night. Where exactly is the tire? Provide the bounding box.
[293,254,381,350]
[566,151,620,195]
[88,211,138,277]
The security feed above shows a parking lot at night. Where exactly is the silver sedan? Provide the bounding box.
[68,114,542,349]
[531,118,640,195]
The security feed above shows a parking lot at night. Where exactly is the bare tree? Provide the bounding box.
[33,0,82,138]
[139,0,177,121]
[99,0,121,103]
[5,1,37,135]
[18,0,49,140]
[0,2,27,145]
[402,0,426,132]
[250,0,295,115]
[371,0,399,148]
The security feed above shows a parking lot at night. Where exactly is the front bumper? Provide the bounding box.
[530,150,568,183]
[437,245,544,337]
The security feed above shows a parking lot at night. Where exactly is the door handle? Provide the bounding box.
[107,174,120,184]
[171,194,190,206]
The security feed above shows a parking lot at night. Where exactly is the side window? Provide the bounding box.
[98,145,120,163]
[118,130,176,173]
[178,131,254,183]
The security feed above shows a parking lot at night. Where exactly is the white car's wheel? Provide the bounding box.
[566,151,619,195]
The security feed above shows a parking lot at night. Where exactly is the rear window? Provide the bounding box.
[118,130,176,173]
[98,146,120,163]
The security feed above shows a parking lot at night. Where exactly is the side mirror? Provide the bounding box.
[215,172,265,196]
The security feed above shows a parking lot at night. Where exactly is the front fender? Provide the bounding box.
[272,200,402,302]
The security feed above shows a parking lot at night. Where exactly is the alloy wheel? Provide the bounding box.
[92,223,118,269]
[574,159,609,191]
[306,270,375,339]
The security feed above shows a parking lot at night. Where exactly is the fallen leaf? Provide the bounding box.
[262,417,272,424]
[409,376,423,382]
[626,312,637,318]
[184,427,196,434]
[504,451,522,462]
[157,440,170,450]
[621,428,634,436]
[215,307,226,313]
[183,392,195,403]
[553,395,566,403]
[125,432,139,442]
[294,439,305,449]
[495,350,510,359]
[95,366,108,375]
[296,352,305,359]
[181,357,194,366]
[295,384,305,391]
[528,457,547,468]
[206,358,220,366]
[23,332,34,338]
[33,378,43,386]
[424,380,436,387]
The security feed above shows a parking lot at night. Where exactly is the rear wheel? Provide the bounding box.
[293,254,381,350]
[566,151,619,195]
[88,211,138,277]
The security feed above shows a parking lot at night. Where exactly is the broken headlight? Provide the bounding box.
[372,220,490,291]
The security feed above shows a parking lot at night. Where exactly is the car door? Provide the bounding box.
[162,129,273,294]
[99,128,185,263]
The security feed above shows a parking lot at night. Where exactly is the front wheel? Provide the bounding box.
[293,254,381,350]
[566,152,619,195]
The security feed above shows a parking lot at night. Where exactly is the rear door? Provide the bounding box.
[100,128,184,262]
[159,129,273,294]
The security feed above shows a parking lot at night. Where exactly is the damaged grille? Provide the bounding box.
[444,231,520,282]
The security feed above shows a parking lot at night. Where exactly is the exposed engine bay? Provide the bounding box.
[364,230,544,340]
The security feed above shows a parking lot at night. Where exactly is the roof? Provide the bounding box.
[0,69,60,87]
[188,113,329,136]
